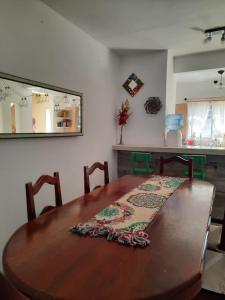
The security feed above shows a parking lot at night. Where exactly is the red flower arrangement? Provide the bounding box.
[117,99,132,144]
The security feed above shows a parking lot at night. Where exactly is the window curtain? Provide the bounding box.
[187,102,210,137]
[212,101,225,134]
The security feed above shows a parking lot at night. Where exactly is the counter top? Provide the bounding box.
[112,144,225,155]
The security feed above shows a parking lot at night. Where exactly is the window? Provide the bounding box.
[200,108,212,139]
[187,101,225,145]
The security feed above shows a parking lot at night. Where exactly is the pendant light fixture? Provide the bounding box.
[213,70,225,89]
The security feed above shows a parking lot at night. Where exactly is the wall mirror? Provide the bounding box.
[0,72,83,138]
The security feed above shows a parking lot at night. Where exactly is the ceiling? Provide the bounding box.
[175,68,225,83]
[41,0,225,55]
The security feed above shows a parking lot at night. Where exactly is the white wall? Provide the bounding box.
[0,0,120,270]
[17,104,32,133]
[2,102,11,132]
[118,50,167,146]
[0,81,33,133]
[174,50,225,73]
[166,50,176,114]
[176,81,225,103]
[0,103,3,132]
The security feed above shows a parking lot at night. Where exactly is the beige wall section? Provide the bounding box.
[175,103,187,139]
[10,104,16,133]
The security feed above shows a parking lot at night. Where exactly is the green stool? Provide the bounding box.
[182,155,206,180]
[131,152,154,175]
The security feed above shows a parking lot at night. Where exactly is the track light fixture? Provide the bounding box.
[204,32,212,43]
[204,26,225,43]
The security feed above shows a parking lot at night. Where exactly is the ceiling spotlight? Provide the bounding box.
[204,32,212,43]
[4,86,11,97]
[72,98,80,107]
[221,31,225,42]
[64,95,69,104]
[54,103,60,111]
[19,97,28,107]
[213,70,225,89]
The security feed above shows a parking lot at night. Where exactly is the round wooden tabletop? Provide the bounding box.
[3,175,214,300]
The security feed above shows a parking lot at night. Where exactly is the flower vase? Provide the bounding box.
[119,126,123,144]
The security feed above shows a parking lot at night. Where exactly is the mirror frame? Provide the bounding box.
[0,72,83,138]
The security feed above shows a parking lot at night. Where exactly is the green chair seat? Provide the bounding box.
[182,155,206,180]
[131,152,154,175]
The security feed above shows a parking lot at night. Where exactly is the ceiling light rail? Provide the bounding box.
[204,26,225,43]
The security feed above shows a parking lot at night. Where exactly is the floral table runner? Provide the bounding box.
[71,176,187,247]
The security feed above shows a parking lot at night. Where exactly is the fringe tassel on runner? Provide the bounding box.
[71,224,150,247]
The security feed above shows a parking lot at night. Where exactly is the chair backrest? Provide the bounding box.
[131,152,152,163]
[182,155,206,170]
[84,161,109,194]
[159,156,193,179]
[0,272,29,300]
[25,172,62,221]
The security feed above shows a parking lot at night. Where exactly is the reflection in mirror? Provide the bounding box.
[0,73,82,137]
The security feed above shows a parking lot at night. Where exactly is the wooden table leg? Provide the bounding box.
[218,209,225,252]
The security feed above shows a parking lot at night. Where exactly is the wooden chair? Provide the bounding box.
[84,161,109,194]
[182,154,206,179]
[131,152,154,175]
[0,272,29,300]
[159,155,193,179]
[25,172,62,221]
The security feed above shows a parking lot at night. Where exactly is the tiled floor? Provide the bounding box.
[205,192,225,298]
[200,191,225,300]
[202,250,225,295]
[211,194,225,221]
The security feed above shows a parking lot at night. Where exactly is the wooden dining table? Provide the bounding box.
[3,175,215,300]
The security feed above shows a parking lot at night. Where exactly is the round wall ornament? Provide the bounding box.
[144,97,162,114]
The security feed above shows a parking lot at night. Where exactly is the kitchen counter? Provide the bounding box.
[112,144,225,156]
[113,144,225,221]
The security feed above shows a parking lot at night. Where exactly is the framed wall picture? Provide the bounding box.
[122,73,144,97]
